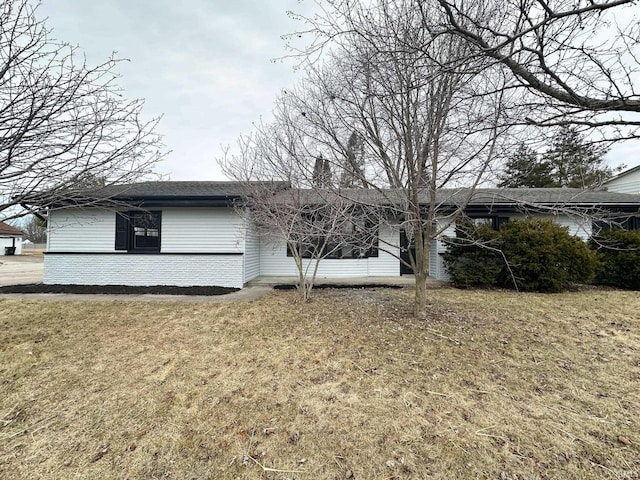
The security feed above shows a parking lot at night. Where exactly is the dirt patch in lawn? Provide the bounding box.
[0,283,238,295]
[0,288,638,479]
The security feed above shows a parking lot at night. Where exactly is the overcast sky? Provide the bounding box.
[38,1,640,181]
[38,0,315,181]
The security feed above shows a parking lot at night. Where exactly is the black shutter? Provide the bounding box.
[497,217,510,230]
[115,212,129,250]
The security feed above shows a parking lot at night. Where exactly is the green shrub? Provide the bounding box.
[442,218,599,292]
[499,219,599,292]
[442,220,503,288]
[590,229,640,290]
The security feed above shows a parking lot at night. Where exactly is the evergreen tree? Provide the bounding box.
[340,131,366,188]
[543,126,611,188]
[312,154,332,187]
[498,127,616,188]
[498,143,555,188]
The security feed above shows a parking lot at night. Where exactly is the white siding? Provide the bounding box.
[244,222,261,282]
[367,224,400,276]
[433,221,455,281]
[48,209,116,252]
[45,207,248,288]
[47,207,246,254]
[428,239,439,278]
[259,224,400,278]
[44,254,244,288]
[605,168,640,194]
[161,208,244,253]
[551,214,592,240]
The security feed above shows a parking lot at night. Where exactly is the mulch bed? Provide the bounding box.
[273,283,404,290]
[0,284,239,296]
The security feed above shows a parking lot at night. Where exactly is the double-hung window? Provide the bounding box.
[115,211,162,252]
[467,216,509,231]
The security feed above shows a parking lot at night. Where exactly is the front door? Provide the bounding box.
[399,230,414,275]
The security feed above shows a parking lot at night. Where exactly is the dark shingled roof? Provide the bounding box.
[287,187,640,206]
[34,181,292,207]
[0,221,24,236]
[88,181,290,199]
[437,188,640,205]
[34,181,640,209]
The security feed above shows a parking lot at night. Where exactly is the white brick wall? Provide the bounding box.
[243,223,261,282]
[44,254,244,288]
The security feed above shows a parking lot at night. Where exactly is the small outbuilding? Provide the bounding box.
[0,222,24,255]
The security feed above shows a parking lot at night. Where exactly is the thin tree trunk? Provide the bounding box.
[412,224,431,318]
[414,269,428,318]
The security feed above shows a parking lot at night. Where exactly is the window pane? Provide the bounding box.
[132,212,160,250]
[472,218,492,227]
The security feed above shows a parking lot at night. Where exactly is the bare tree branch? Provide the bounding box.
[0,0,165,221]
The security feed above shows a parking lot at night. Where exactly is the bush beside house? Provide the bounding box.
[442,221,503,288]
[443,219,599,292]
[590,229,640,290]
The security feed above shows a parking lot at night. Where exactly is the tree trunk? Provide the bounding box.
[412,227,431,318]
[414,269,428,318]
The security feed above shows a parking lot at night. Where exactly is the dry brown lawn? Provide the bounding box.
[0,288,638,479]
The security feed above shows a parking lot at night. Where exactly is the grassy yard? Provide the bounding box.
[0,288,638,479]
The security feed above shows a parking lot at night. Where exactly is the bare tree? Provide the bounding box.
[431,0,640,133]
[222,120,379,302]
[0,0,163,222]
[278,0,517,316]
[21,214,47,243]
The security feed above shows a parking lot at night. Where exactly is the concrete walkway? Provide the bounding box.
[248,274,443,287]
[0,254,44,286]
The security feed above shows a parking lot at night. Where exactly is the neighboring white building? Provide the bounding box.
[36,182,640,286]
[0,222,24,255]
[604,165,640,194]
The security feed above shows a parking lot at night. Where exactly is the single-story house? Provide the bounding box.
[38,182,640,287]
[604,165,640,194]
[0,222,24,256]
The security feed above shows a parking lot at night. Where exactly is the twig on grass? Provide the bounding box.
[350,360,370,376]
[249,455,305,474]
[1,428,28,441]
[589,460,618,476]
[448,437,469,453]
[475,426,507,441]
[556,427,595,446]
[470,389,491,394]
[1,404,19,423]
[0,414,56,441]
[425,390,450,397]
[426,328,462,345]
